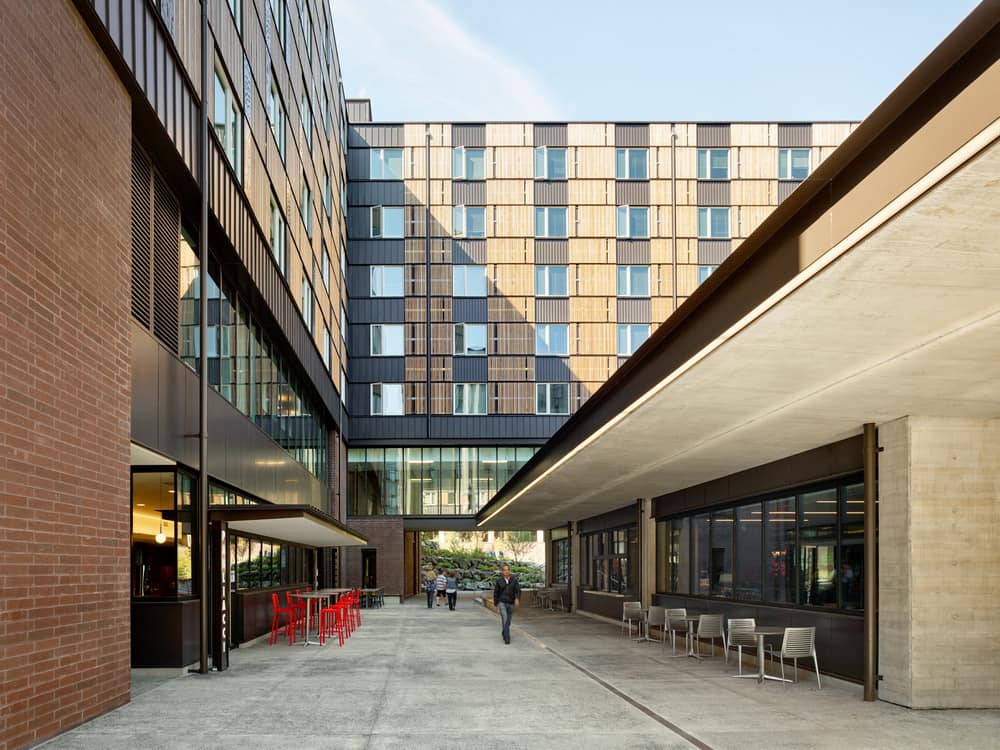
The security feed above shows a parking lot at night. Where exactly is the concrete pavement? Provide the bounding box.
[41,596,1000,749]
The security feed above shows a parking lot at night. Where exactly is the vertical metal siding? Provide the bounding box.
[696,239,732,265]
[615,181,649,205]
[348,298,405,323]
[696,124,731,147]
[346,99,372,123]
[533,124,568,147]
[615,240,650,265]
[616,299,651,324]
[452,357,488,382]
[778,123,812,147]
[452,181,487,205]
[777,180,802,202]
[349,239,406,265]
[615,124,649,147]
[452,298,488,322]
[349,181,406,206]
[451,240,487,264]
[696,181,731,206]
[535,299,570,323]
[535,357,572,381]
[534,240,569,265]
[452,124,486,147]
[533,181,568,206]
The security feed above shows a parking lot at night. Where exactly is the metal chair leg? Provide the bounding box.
[813,654,822,689]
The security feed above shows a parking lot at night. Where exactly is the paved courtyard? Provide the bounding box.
[43,597,1000,749]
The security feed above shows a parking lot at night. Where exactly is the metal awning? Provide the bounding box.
[209,504,368,547]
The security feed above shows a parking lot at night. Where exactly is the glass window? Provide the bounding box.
[298,0,310,50]
[269,194,286,276]
[300,278,313,333]
[454,383,487,415]
[370,206,404,238]
[698,265,717,285]
[536,382,569,415]
[370,383,404,416]
[452,147,485,179]
[267,73,286,163]
[453,265,487,296]
[131,470,197,599]
[371,266,404,297]
[321,325,330,370]
[764,496,796,603]
[452,206,486,238]
[178,229,200,373]
[534,147,567,180]
[799,488,837,607]
[616,265,649,297]
[617,324,649,356]
[370,148,403,180]
[615,148,648,179]
[693,513,711,595]
[534,207,568,238]
[535,323,569,356]
[454,323,487,356]
[584,525,635,594]
[840,484,864,611]
[778,148,810,180]
[370,323,404,356]
[535,265,568,297]
[227,0,241,29]
[321,247,330,292]
[553,537,570,584]
[301,173,313,237]
[616,206,649,239]
[710,509,734,597]
[269,0,287,53]
[301,87,313,154]
[697,148,729,180]
[322,171,331,218]
[734,503,762,600]
[213,58,242,181]
[697,207,729,238]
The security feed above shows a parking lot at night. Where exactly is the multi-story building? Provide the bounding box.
[341,111,855,597]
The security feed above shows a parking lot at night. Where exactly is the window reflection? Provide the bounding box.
[131,470,197,599]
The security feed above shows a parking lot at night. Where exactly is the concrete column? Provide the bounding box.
[543,529,553,586]
[639,499,656,606]
[878,416,1000,708]
[570,521,581,613]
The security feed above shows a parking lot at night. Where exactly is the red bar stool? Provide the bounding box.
[270,592,297,646]
[320,601,347,647]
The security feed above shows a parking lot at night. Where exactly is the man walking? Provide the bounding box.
[492,564,520,644]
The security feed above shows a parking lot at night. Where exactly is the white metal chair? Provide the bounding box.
[694,614,727,661]
[646,606,667,645]
[727,618,756,675]
[773,627,821,688]
[665,608,688,654]
[621,601,643,639]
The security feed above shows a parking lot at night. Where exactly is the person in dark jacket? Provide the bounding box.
[424,569,436,609]
[492,564,520,644]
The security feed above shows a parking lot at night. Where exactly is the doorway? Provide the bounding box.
[362,549,377,589]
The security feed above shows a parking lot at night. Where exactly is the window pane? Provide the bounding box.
[384,384,404,415]
[384,149,403,179]
[535,266,546,295]
[383,325,404,355]
[404,447,423,515]
[673,517,691,593]
[383,207,403,237]
[628,149,647,179]
[370,149,382,179]
[778,149,789,179]
[452,206,463,237]
[697,149,708,179]
[468,265,487,296]
[764,497,795,603]
[548,148,566,179]
[633,324,649,350]
[735,503,762,600]
[617,324,628,356]
[550,383,569,414]
[617,266,628,296]
[550,324,568,354]
[710,509,734,597]
[454,324,464,353]
[535,326,547,355]
[840,482,865,540]
[791,149,810,179]
[466,324,486,355]
[452,148,463,178]
[630,207,648,238]
[800,542,837,607]
[800,488,837,540]
[697,207,708,237]
[631,266,649,296]
[840,542,864,610]
[548,207,567,237]
[550,265,567,296]
[616,206,628,238]
[534,207,545,237]
[693,513,711,595]
[710,208,728,237]
[371,383,383,414]
[534,147,545,179]
[385,267,403,296]
[615,148,626,179]
[710,149,728,179]
[466,207,486,238]
[535,383,546,414]
[466,149,485,180]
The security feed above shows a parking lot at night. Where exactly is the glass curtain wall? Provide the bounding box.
[655,476,866,612]
[581,526,637,594]
[131,469,197,599]
[228,534,313,590]
[347,446,538,515]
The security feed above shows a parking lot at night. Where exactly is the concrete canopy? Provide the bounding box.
[477,9,1000,531]
[211,505,369,548]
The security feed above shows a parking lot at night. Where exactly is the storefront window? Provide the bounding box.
[131,469,197,599]
[764,496,796,603]
[710,509,734,597]
[734,503,761,600]
[583,526,635,594]
[693,513,710,595]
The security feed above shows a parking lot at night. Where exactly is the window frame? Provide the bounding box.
[617,323,649,356]
[616,206,650,239]
[696,148,730,180]
[616,265,650,297]
[370,323,404,357]
[370,382,405,416]
[535,265,569,297]
[534,206,568,238]
[615,148,648,180]
[452,146,486,180]
[535,323,570,356]
[778,148,811,180]
[213,56,243,182]
[453,382,488,416]
[536,382,570,415]
[269,193,287,277]
[266,73,286,163]
[697,206,730,239]
[301,172,313,238]
[370,265,404,298]
[453,323,487,356]
[534,146,567,180]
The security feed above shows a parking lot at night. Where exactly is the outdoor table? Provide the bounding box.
[668,615,704,658]
[733,626,789,683]
[296,591,335,646]
[360,587,384,608]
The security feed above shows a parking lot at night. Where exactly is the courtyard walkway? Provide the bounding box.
[43,597,1000,749]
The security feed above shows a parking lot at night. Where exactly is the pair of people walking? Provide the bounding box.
[424,568,457,610]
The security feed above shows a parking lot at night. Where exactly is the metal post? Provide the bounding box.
[197,0,210,675]
[670,125,678,311]
[424,125,431,439]
[863,422,878,701]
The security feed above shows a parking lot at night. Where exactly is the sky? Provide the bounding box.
[331,0,980,123]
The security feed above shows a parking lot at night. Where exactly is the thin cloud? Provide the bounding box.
[333,0,560,120]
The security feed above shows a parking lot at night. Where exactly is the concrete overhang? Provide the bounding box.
[477,4,1000,530]
[211,505,369,548]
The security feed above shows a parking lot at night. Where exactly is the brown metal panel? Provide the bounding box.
[452,239,487,264]
[535,298,570,323]
[534,239,569,264]
[452,180,486,205]
[533,180,568,206]
[696,123,731,147]
[615,240,650,265]
[616,298,651,324]
[452,124,486,147]
[777,123,812,147]
[615,180,649,206]
[615,124,649,147]
[533,123,568,147]
[696,180,731,206]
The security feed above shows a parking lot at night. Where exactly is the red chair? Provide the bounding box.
[270,592,298,645]
[340,592,356,635]
[320,601,348,647]
[285,591,305,641]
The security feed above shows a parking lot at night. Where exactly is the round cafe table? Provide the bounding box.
[732,626,790,684]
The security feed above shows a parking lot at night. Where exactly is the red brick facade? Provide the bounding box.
[340,518,405,599]
[0,3,132,749]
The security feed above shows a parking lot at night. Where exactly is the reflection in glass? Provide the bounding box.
[734,504,762,600]
[710,509,734,597]
[764,497,796,603]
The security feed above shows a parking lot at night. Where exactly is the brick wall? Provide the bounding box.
[0,3,132,749]
[341,518,405,599]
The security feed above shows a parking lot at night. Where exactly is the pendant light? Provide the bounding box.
[155,519,166,545]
